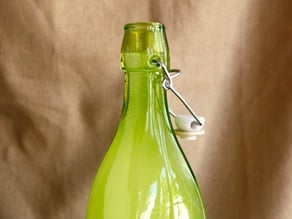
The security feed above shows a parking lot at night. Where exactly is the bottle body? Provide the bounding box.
[86,22,205,219]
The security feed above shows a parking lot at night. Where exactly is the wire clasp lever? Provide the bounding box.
[153,60,205,140]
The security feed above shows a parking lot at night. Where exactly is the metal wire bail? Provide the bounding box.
[153,60,204,127]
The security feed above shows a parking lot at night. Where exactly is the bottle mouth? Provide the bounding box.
[124,22,165,31]
[121,22,169,71]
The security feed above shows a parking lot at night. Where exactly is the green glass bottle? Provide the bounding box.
[86,22,205,219]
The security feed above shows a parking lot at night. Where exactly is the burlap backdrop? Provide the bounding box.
[0,0,291,218]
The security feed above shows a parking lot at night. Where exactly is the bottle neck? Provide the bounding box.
[120,71,172,133]
[119,22,171,137]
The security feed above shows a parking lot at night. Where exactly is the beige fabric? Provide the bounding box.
[0,0,291,218]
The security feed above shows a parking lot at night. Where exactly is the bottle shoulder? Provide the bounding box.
[86,120,205,219]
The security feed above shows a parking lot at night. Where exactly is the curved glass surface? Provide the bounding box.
[86,22,205,219]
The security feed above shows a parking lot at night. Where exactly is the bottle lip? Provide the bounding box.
[124,22,165,31]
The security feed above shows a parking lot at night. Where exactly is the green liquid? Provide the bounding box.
[86,71,205,219]
[86,22,205,219]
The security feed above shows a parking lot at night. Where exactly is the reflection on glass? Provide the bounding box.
[86,22,205,219]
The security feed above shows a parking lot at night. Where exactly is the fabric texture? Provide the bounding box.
[0,0,291,218]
